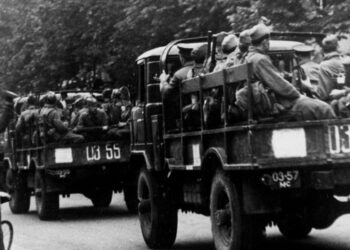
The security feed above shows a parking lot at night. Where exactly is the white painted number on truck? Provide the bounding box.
[86,144,120,161]
[329,125,350,154]
[106,144,121,160]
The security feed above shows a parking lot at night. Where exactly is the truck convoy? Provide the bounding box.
[131,33,350,250]
[4,31,350,250]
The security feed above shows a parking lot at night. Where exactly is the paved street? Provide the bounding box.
[2,193,350,250]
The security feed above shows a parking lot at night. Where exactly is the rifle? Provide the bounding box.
[203,31,212,73]
[293,55,319,98]
[209,35,217,72]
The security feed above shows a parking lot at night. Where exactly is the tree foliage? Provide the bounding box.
[0,0,350,93]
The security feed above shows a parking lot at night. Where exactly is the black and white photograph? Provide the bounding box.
[1,0,350,249]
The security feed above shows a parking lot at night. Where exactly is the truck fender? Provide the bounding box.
[130,150,152,171]
[202,147,227,171]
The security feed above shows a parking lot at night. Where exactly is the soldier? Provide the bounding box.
[187,44,208,78]
[160,44,193,130]
[183,44,208,129]
[221,34,238,68]
[107,87,132,138]
[40,92,84,144]
[0,89,16,133]
[233,29,252,65]
[102,88,120,126]
[74,96,108,141]
[70,97,86,128]
[294,44,321,87]
[209,31,229,72]
[238,24,335,121]
[317,35,346,101]
[314,35,348,117]
[15,94,39,147]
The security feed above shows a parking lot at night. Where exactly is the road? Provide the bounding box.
[2,193,350,250]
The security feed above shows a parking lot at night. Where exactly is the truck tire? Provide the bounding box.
[277,214,312,239]
[138,168,177,249]
[210,170,256,250]
[35,170,59,220]
[90,189,113,208]
[6,169,30,214]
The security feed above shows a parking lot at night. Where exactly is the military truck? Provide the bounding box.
[3,91,138,220]
[131,32,350,250]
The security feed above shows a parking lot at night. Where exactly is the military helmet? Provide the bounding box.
[45,91,57,105]
[85,96,98,107]
[111,88,121,99]
[27,94,36,106]
[102,88,112,99]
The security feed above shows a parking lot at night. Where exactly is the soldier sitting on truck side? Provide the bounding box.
[209,31,229,72]
[236,24,335,121]
[221,34,238,69]
[15,94,39,147]
[106,87,132,139]
[70,97,87,128]
[182,44,208,130]
[232,29,252,66]
[39,92,84,144]
[74,96,108,141]
[316,35,349,117]
[160,44,194,131]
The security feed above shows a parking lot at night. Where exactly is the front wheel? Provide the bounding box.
[210,171,257,250]
[138,168,177,249]
[6,169,30,214]
[35,170,59,220]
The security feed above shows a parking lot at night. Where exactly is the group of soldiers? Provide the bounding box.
[160,23,350,129]
[15,87,131,145]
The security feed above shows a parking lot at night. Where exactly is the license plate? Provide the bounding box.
[263,170,300,189]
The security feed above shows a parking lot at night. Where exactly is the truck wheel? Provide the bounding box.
[90,189,113,208]
[6,169,30,214]
[138,168,177,249]
[35,170,59,220]
[277,214,312,239]
[210,170,256,250]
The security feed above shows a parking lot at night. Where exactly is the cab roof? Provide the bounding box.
[136,40,304,61]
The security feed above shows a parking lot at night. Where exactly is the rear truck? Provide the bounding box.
[131,33,350,250]
[3,93,138,220]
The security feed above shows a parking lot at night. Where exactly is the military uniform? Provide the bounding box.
[15,105,38,146]
[0,90,16,133]
[161,57,193,131]
[40,104,83,143]
[317,51,345,100]
[301,61,321,86]
[75,108,108,140]
[246,47,335,120]
[107,100,131,139]
[239,24,335,121]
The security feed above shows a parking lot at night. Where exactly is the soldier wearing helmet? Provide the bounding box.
[74,96,108,141]
[237,24,335,121]
[0,89,17,133]
[39,92,84,143]
[106,87,132,139]
[102,88,120,126]
[15,94,39,146]
[160,44,194,131]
